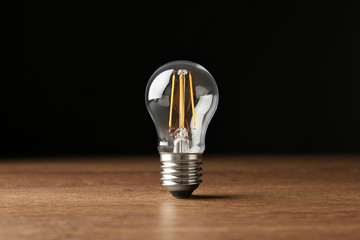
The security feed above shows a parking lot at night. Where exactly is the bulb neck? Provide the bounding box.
[160,153,203,198]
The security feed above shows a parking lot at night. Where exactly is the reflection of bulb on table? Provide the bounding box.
[145,60,219,198]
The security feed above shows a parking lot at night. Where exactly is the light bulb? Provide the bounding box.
[145,60,219,198]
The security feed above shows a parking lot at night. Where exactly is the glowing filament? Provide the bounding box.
[169,72,176,127]
[169,70,196,129]
[180,74,185,127]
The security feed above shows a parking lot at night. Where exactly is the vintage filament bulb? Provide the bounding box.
[145,60,219,198]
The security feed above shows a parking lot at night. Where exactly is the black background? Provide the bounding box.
[1,1,359,157]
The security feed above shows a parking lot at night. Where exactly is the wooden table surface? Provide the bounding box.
[0,155,359,240]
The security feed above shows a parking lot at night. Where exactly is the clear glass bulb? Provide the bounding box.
[145,60,219,198]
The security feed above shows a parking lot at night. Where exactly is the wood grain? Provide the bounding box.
[0,155,359,240]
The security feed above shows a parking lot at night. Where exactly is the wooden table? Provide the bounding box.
[0,155,359,240]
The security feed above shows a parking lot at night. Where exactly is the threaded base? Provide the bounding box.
[160,153,203,198]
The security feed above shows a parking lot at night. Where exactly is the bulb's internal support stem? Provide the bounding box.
[160,153,202,198]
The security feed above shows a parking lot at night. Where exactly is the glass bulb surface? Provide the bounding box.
[145,60,219,154]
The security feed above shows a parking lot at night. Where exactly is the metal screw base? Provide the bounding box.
[160,153,203,198]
